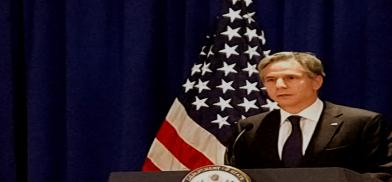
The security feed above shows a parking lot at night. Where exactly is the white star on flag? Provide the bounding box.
[231,0,241,5]
[220,26,241,41]
[200,46,207,56]
[244,0,253,7]
[223,8,242,23]
[263,50,271,56]
[194,79,210,93]
[191,64,202,75]
[261,99,280,111]
[213,97,233,111]
[258,30,266,45]
[201,62,212,75]
[218,62,238,76]
[243,12,255,24]
[219,43,239,58]
[192,96,209,110]
[182,79,195,93]
[211,114,231,129]
[242,62,259,77]
[207,46,215,58]
[244,27,258,41]
[240,80,259,95]
[216,79,235,94]
[244,45,260,59]
[238,98,258,112]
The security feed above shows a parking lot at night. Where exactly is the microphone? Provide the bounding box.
[228,122,254,166]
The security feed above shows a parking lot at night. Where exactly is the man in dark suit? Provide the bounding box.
[226,52,392,179]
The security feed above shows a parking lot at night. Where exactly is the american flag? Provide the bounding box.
[143,0,278,171]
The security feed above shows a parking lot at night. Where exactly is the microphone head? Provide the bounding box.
[241,123,254,131]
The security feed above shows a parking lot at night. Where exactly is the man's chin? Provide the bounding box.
[275,101,296,109]
[275,98,294,104]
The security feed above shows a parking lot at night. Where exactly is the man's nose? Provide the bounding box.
[275,78,287,88]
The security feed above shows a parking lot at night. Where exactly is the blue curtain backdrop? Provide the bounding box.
[1,0,392,182]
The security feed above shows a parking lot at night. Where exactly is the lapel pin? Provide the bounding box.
[330,122,339,126]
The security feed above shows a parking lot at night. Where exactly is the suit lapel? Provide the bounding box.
[252,110,282,167]
[305,102,344,157]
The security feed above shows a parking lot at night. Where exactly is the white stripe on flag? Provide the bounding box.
[146,138,188,170]
[166,98,226,165]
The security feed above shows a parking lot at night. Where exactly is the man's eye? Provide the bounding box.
[265,78,275,82]
[287,76,296,80]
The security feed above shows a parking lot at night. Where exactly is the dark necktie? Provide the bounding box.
[282,115,303,167]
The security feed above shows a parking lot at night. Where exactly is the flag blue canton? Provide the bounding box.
[178,0,276,146]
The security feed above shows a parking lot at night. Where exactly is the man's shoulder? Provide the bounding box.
[243,111,271,121]
[324,101,381,117]
[238,110,279,128]
[241,110,274,121]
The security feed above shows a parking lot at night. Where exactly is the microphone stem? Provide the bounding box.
[230,128,248,166]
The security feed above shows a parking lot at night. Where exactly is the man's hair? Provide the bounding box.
[257,52,326,81]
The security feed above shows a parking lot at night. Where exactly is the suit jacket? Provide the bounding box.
[228,101,392,175]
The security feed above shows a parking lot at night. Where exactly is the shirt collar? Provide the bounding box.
[280,98,324,124]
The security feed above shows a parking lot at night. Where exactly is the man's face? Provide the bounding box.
[261,59,323,113]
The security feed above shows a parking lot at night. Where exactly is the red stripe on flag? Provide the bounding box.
[142,158,161,171]
[157,120,213,169]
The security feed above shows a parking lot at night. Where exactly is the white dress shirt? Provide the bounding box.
[277,98,324,159]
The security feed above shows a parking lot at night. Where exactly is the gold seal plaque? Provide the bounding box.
[182,165,251,182]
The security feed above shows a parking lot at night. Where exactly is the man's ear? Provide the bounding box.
[313,75,323,90]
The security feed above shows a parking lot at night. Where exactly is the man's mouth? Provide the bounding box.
[277,94,292,98]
